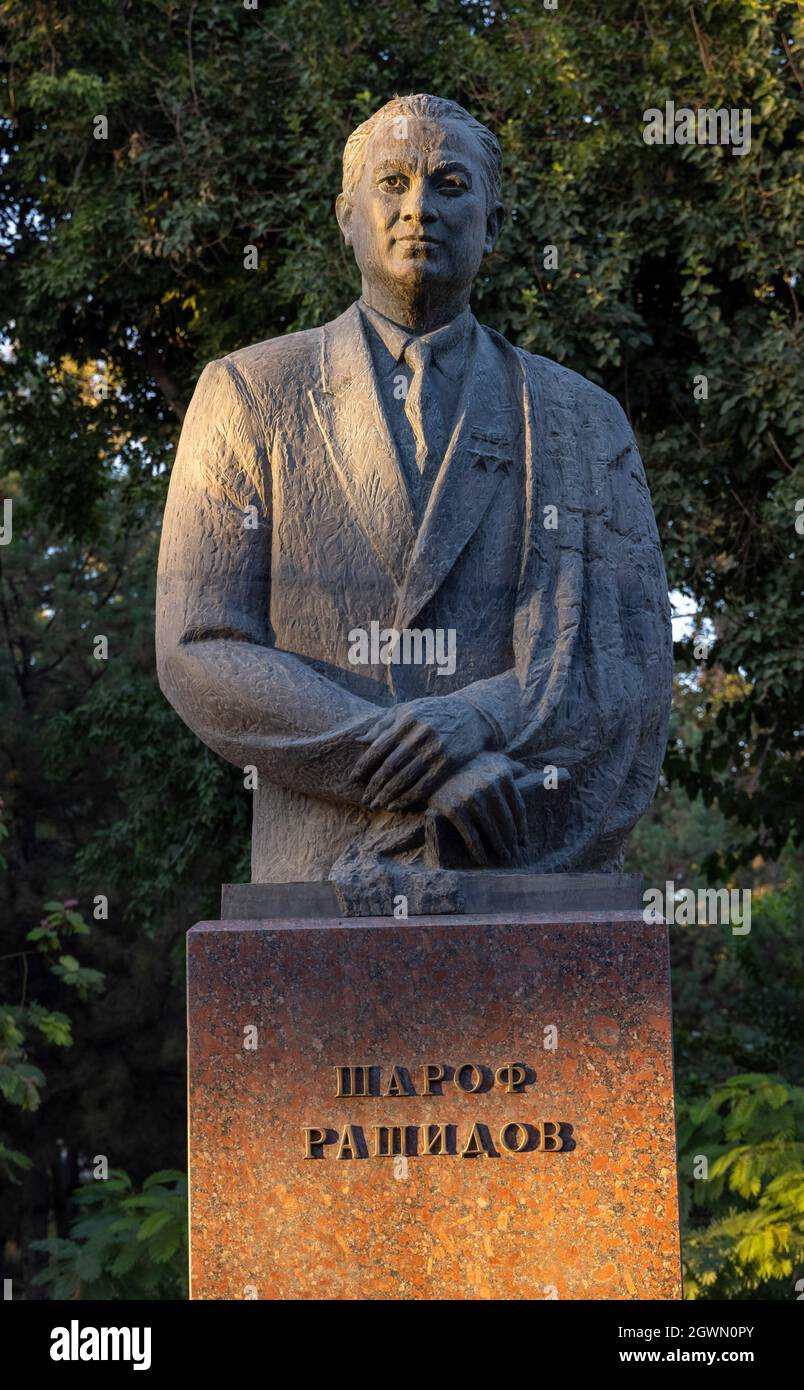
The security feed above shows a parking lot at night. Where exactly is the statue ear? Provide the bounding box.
[484,202,505,254]
[335,193,353,247]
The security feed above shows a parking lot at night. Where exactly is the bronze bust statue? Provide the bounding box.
[156,94,672,911]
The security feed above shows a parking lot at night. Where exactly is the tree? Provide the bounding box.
[0,474,247,1292]
[679,1074,804,1299]
[2,0,801,854]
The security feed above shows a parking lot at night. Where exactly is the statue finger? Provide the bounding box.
[365,728,429,804]
[369,753,431,808]
[384,756,449,811]
[353,722,404,780]
[485,782,517,861]
[353,708,418,778]
[446,805,488,866]
[374,755,436,808]
[360,712,395,743]
[474,789,512,863]
[503,777,529,850]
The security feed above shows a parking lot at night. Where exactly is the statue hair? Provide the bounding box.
[342,94,502,209]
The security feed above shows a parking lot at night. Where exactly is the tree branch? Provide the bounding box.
[144,350,188,422]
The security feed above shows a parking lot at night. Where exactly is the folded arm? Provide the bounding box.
[156,357,381,806]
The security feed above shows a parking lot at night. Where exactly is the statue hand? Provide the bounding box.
[353,695,492,810]
[425,752,529,866]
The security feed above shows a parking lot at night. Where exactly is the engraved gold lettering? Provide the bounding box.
[335,1065,371,1097]
[335,1124,362,1159]
[495,1063,528,1093]
[454,1063,484,1093]
[420,1123,451,1155]
[384,1066,415,1097]
[499,1122,530,1153]
[421,1063,445,1096]
[538,1119,563,1151]
[461,1122,495,1157]
[302,1126,330,1159]
[372,1125,406,1157]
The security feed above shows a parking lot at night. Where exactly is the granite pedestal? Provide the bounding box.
[187,881,681,1301]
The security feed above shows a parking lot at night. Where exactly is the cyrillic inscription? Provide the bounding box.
[302,1062,573,1159]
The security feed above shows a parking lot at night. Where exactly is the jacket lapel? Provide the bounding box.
[308,303,417,588]
[394,324,520,633]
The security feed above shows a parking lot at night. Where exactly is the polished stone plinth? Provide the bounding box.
[187,912,681,1300]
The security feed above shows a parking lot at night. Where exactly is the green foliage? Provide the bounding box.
[1,0,801,862]
[0,478,211,1284]
[668,858,804,1098]
[0,881,102,1182]
[679,1074,804,1298]
[32,1168,188,1300]
[669,863,804,1299]
[45,657,251,930]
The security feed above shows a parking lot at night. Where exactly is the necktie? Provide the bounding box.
[403,338,446,477]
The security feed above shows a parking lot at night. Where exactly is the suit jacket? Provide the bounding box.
[156,302,672,884]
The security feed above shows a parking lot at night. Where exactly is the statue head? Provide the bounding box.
[336,94,505,328]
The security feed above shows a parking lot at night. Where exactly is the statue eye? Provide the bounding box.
[440,175,468,195]
[379,173,408,193]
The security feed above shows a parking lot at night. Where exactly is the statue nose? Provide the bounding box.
[401,206,438,226]
[400,186,438,223]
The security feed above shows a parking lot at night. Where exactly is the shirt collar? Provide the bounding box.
[359,299,474,382]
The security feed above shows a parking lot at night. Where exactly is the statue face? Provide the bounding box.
[338,115,502,302]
